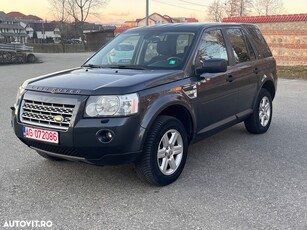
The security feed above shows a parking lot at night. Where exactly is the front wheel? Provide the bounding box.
[135,116,188,186]
[244,88,273,134]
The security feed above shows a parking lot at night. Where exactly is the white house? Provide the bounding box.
[27,22,61,43]
[0,11,28,43]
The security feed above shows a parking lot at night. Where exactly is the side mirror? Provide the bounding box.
[196,58,228,75]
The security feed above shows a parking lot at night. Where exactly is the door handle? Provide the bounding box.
[253,67,259,74]
[226,75,235,82]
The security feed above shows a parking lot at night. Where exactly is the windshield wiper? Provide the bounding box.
[104,65,148,70]
[82,64,102,68]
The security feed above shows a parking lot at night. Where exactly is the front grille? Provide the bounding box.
[20,99,75,130]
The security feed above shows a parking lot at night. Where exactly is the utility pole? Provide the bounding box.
[146,0,149,26]
[240,0,244,16]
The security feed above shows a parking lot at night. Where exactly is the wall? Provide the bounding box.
[29,44,85,53]
[223,14,307,66]
[257,21,307,66]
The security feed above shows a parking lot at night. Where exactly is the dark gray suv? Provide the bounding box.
[11,23,277,186]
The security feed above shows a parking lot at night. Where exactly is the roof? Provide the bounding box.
[31,23,58,32]
[115,26,130,33]
[186,18,199,23]
[0,11,14,21]
[7,11,26,18]
[0,32,27,37]
[223,13,307,23]
[24,15,42,21]
[137,12,172,24]
[0,23,24,29]
[83,23,102,31]
[7,11,42,21]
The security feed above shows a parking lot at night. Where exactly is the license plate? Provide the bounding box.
[23,126,59,144]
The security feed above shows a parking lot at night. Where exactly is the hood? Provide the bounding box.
[26,67,184,95]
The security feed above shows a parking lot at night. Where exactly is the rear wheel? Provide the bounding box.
[245,88,272,134]
[36,150,66,161]
[135,116,188,186]
[27,54,36,63]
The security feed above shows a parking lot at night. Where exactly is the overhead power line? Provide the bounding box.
[177,0,209,7]
[153,0,206,12]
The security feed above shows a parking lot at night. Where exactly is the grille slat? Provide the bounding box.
[20,99,75,130]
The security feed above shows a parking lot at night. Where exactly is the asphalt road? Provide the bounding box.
[1,53,307,230]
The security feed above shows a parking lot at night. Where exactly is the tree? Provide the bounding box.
[207,0,254,21]
[49,0,71,51]
[49,0,69,23]
[48,0,109,45]
[207,0,225,22]
[227,0,254,16]
[251,0,284,15]
[66,0,109,43]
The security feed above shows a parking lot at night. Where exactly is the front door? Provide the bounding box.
[195,29,238,134]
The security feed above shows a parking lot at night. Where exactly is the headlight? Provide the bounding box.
[85,93,139,117]
[15,81,28,107]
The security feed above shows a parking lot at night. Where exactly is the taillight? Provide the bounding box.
[111,51,116,56]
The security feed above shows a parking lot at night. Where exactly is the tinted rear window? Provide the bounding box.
[245,25,272,58]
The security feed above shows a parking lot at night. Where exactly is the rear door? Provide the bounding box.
[224,27,259,115]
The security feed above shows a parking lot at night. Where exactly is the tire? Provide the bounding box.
[244,88,273,134]
[27,54,36,63]
[135,116,188,186]
[36,150,66,161]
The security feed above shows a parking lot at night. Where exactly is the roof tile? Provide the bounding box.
[222,13,307,23]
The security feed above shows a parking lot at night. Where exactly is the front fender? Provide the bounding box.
[138,84,197,140]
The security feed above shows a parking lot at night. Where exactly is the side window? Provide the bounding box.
[144,35,166,62]
[245,36,256,61]
[176,34,193,55]
[245,26,272,58]
[198,30,228,61]
[226,28,253,63]
[177,34,190,54]
[144,43,158,63]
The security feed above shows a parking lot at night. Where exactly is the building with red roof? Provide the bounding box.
[7,11,42,22]
[0,12,28,43]
[123,13,199,28]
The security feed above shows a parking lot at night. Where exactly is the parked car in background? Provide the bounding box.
[107,43,135,64]
[64,39,83,44]
[12,23,277,186]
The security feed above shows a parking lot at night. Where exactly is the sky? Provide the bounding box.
[1,0,307,24]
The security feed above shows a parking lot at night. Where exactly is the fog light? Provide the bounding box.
[96,130,114,143]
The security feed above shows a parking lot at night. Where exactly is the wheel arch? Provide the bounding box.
[141,98,196,145]
[261,80,276,100]
[159,104,194,144]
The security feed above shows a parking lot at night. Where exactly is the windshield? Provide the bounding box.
[84,30,196,70]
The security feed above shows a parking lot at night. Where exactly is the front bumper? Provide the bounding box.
[12,91,145,165]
